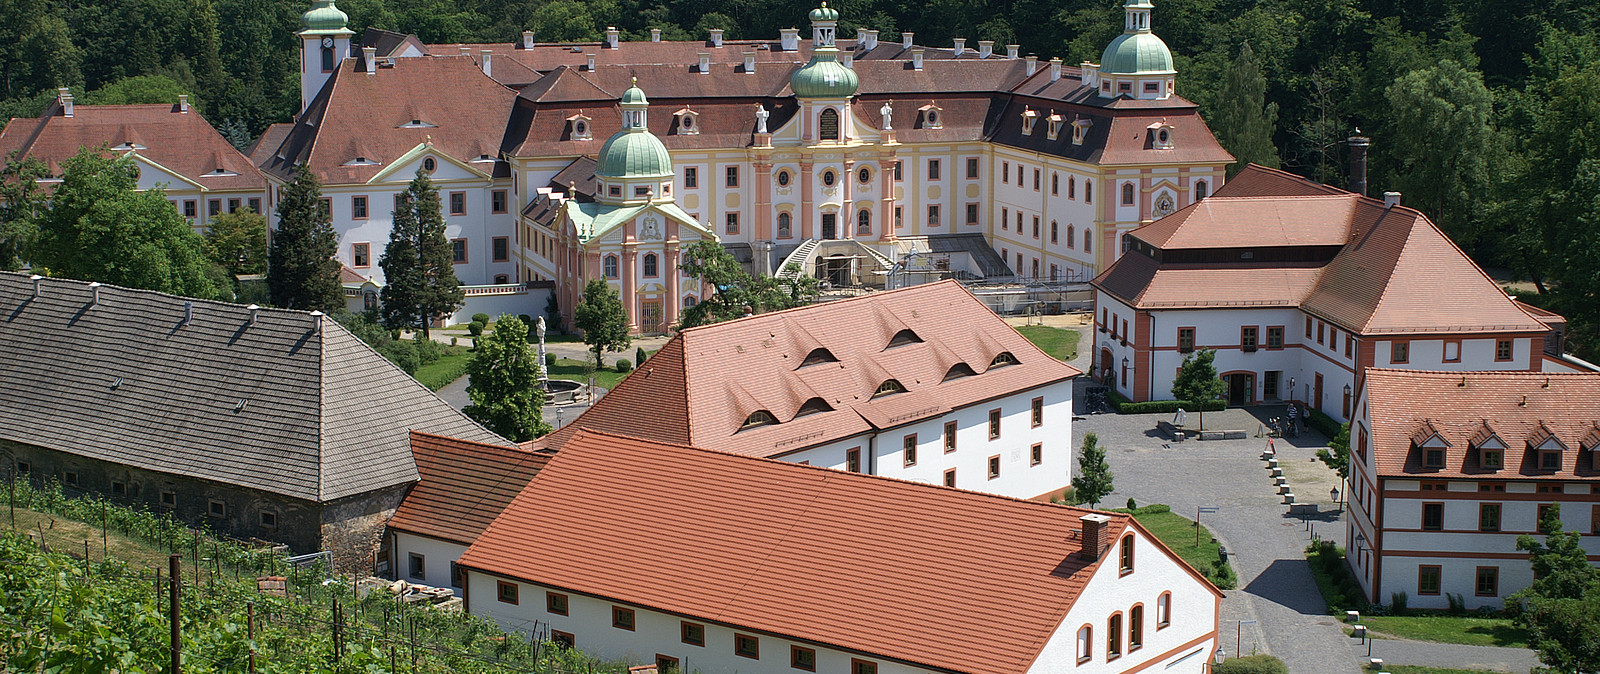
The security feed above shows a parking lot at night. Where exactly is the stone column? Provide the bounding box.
[665,240,681,327]
[800,160,815,240]
[622,246,639,332]
[842,159,856,238]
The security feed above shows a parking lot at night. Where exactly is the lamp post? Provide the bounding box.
[1330,487,1341,513]
[1214,646,1226,666]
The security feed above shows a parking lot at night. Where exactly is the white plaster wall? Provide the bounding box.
[1379,556,1534,611]
[445,287,550,326]
[1373,337,1533,371]
[324,178,515,287]
[394,531,467,589]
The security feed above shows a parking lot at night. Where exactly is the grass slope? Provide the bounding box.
[1112,505,1237,589]
[1359,615,1529,649]
[1015,325,1081,362]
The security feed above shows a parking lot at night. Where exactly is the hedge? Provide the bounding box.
[1114,398,1227,414]
[1306,408,1342,439]
[1213,655,1288,674]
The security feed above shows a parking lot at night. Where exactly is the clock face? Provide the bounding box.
[322,37,334,48]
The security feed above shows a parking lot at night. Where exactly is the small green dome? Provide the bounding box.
[620,82,648,106]
[302,0,350,33]
[790,51,859,98]
[1100,31,1174,75]
[809,2,839,22]
[597,130,673,179]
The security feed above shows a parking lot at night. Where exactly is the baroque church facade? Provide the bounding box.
[252,0,1232,333]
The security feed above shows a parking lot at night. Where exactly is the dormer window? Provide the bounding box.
[1072,118,1092,146]
[399,119,437,129]
[1021,108,1038,136]
[1149,123,1176,149]
[886,328,922,348]
[343,156,381,166]
[1423,447,1445,469]
[873,379,905,398]
[1047,113,1064,141]
[674,108,700,136]
[1540,450,1561,471]
[989,352,1017,368]
[918,104,943,129]
[204,167,240,177]
[795,397,833,417]
[568,113,593,141]
[943,363,977,381]
[799,347,839,367]
[741,410,777,430]
[472,154,494,163]
[1480,447,1503,470]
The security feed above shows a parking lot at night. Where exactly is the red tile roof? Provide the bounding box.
[459,429,1149,674]
[1132,195,1359,249]
[0,100,265,191]
[389,431,555,545]
[544,280,1080,456]
[1363,369,1600,480]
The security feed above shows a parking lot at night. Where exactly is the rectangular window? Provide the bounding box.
[1422,503,1444,531]
[944,468,956,487]
[1391,341,1409,364]
[1424,448,1445,468]
[492,189,508,213]
[208,199,222,216]
[352,195,369,219]
[846,448,861,473]
[989,409,1001,439]
[63,470,79,486]
[927,204,940,225]
[1483,449,1503,470]
[160,491,176,506]
[681,621,705,646]
[1001,207,1009,230]
[352,243,370,267]
[249,197,261,213]
[1178,327,1195,353]
[550,630,574,648]
[893,162,902,181]
[851,660,879,674]
[725,212,740,235]
[546,591,569,615]
[451,238,467,264]
[1267,326,1285,350]
[1479,503,1502,532]
[612,606,636,630]
[894,206,903,228]
[1538,504,1558,533]
[228,198,241,213]
[684,167,698,188]
[656,655,680,673]
[259,510,277,528]
[928,159,941,180]
[1541,451,1561,471]
[726,166,739,187]
[944,421,957,453]
[791,645,817,671]
[1591,506,1600,535]
[1003,162,1010,183]
[449,191,466,215]
[1032,397,1044,427]
[966,203,979,226]
[1030,443,1042,466]
[1475,567,1499,597]
[1496,339,1513,361]
[408,552,426,579]
[1033,168,1041,191]
[966,157,979,179]
[110,481,126,496]
[1305,316,1313,337]
[497,581,519,604]
[1345,335,1354,358]
[1317,322,1325,344]
[183,200,197,218]
[450,562,463,587]
[634,186,651,197]
[987,455,1001,480]
[734,634,759,659]
[1032,216,1040,239]
[903,434,917,467]
[1241,326,1258,352]
[208,498,226,517]
[492,236,510,263]
[1418,565,1442,595]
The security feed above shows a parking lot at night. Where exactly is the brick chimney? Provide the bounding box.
[1080,514,1112,560]
[780,28,799,51]
[709,28,724,48]
[480,49,493,77]
[57,88,73,117]
[522,30,535,49]
[605,27,620,49]
[953,37,966,57]
[1006,44,1020,59]
[902,31,914,49]
[651,28,662,42]
[978,40,994,58]
[363,46,377,75]
[1348,135,1370,197]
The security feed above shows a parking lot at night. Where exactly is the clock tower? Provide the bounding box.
[298,0,355,115]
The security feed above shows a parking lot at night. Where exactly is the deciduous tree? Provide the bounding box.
[1072,432,1114,508]
[0,152,48,271]
[267,163,341,310]
[678,239,818,328]
[573,278,630,369]
[1171,349,1228,430]
[1510,504,1600,672]
[464,314,552,441]
[202,210,268,279]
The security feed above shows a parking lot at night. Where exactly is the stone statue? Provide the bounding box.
[535,316,548,384]
[755,104,770,134]
[880,100,894,130]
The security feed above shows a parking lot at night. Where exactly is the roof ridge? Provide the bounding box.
[1366,367,1600,378]
[1353,209,1420,332]
[0,272,321,318]
[677,279,969,335]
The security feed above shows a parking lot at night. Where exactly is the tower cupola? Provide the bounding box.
[297,0,355,115]
[596,79,674,203]
[790,3,858,99]
[1091,0,1176,100]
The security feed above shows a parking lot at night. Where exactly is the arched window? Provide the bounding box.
[1050,221,1058,244]
[1084,227,1092,252]
[989,352,1017,368]
[1156,592,1171,628]
[1129,605,1144,651]
[777,212,792,238]
[819,108,840,140]
[1107,613,1123,660]
[1067,224,1076,249]
[887,328,922,348]
[856,209,871,235]
[800,348,839,367]
[322,45,335,72]
[643,253,659,277]
[872,379,904,398]
[1119,534,1134,573]
[602,255,619,279]
[683,295,698,307]
[741,410,777,430]
[1051,173,1059,195]
[1121,182,1135,205]
[1195,179,1209,200]
[1085,179,1093,204]
[795,396,833,416]
[942,363,977,381]
[1076,625,1093,663]
[1069,176,1077,200]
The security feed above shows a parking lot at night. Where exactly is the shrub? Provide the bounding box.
[471,312,492,325]
[545,352,557,368]
[467,321,485,337]
[412,334,441,365]
[519,314,533,326]
[381,341,420,374]
[1306,408,1342,439]
[615,359,633,373]
[1213,655,1288,674]
[1391,591,1409,616]
[1127,497,1138,510]
[1447,592,1466,613]
[1212,558,1239,590]
[1306,540,1366,613]
[636,346,647,364]
[1115,399,1227,414]
[451,337,458,347]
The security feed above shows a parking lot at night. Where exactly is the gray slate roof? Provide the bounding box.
[0,272,510,502]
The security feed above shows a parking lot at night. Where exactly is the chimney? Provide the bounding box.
[861,29,878,50]
[182,301,193,326]
[585,52,596,71]
[1348,135,1371,197]
[310,310,325,335]
[911,48,924,70]
[480,49,493,77]
[1384,192,1402,208]
[247,304,260,327]
[651,28,662,42]
[522,30,535,49]
[709,28,724,48]
[459,46,470,57]
[57,88,73,117]
[978,40,994,58]
[363,46,377,74]
[743,51,756,73]
[88,282,102,305]
[841,51,853,68]
[697,52,711,74]
[902,31,914,49]
[605,27,620,49]
[178,94,189,113]
[1006,44,1020,59]
[780,28,799,51]
[953,37,966,57]
[1025,55,1038,76]
[1049,57,1062,82]
[1080,513,1113,560]
[30,274,42,297]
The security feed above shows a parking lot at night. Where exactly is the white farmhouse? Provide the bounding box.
[459,429,1224,674]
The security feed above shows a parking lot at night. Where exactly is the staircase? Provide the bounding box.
[776,239,820,281]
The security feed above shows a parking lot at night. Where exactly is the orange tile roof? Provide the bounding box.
[460,429,1151,674]
[544,280,1080,456]
[389,431,555,545]
[1098,254,1325,309]
[1132,195,1358,249]
[0,100,265,191]
[1363,369,1600,479]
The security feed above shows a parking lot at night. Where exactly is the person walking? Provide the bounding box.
[1286,403,1299,438]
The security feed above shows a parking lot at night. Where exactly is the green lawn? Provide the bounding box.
[413,345,472,391]
[1015,325,1081,362]
[547,357,629,390]
[1384,666,1509,674]
[1358,615,1529,649]
[1112,505,1237,589]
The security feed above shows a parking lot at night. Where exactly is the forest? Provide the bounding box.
[2,0,1598,355]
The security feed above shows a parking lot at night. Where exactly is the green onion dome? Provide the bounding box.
[790,49,859,99]
[301,0,350,33]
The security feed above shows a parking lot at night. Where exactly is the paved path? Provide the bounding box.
[1359,637,1538,672]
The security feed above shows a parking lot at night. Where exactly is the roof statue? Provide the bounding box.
[880,100,893,130]
[1100,0,1174,76]
[755,103,769,134]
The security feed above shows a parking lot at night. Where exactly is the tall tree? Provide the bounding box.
[202,210,269,280]
[267,163,341,310]
[678,239,818,328]
[0,152,49,271]
[573,278,631,369]
[31,147,217,297]
[463,314,552,441]
[379,169,463,337]
[1385,60,1492,245]
[1510,504,1600,672]
[1208,43,1281,175]
[1072,432,1114,508]
[1171,349,1228,430]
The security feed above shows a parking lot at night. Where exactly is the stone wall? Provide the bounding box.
[320,483,411,574]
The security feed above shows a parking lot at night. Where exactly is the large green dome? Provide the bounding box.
[301,0,350,33]
[790,51,859,99]
[596,130,673,179]
[1099,31,1174,75]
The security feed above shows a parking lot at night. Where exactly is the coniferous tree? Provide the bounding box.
[1072,432,1114,508]
[1209,43,1280,176]
[573,278,631,369]
[463,315,552,441]
[380,169,463,338]
[1511,504,1600,672]
[267,163,341,310]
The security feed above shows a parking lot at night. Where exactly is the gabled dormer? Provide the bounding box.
[1020,107,1038,136]
[1527,422,1568,472]
[673,107,700,135]
[1469,420,1507,471]
[1047,112,1065,141]
[1072,116,1092,145]
[566,112,593,141]
[917,103,943,130]
[1410,420,1451,470]
[1148,121,1176,149]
